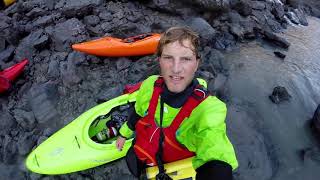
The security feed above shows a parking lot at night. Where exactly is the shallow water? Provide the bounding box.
[223,17,320,180]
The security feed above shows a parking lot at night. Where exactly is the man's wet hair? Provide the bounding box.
[156,27,200,59]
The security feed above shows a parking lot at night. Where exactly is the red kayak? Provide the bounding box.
[0,59,29,93]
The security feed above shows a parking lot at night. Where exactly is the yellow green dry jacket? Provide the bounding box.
[120,75,238,170]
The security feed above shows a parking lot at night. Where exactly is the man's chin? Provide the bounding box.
[167,86,185,93]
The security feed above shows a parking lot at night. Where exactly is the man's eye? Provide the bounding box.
[181,57,192,61]
[162,56,172,60]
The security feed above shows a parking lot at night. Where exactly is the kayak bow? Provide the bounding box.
[0,59,28,93]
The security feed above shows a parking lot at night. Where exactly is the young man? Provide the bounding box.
[116,27,238,179]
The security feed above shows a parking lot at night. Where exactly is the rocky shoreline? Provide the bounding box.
[1,0,320,179]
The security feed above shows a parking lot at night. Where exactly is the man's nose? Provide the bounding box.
[172,59,182,74]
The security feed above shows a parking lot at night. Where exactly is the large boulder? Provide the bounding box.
[187,17,217,44]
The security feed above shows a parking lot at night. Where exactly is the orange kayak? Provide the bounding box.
[0,59,28,93]
[72,33,161,57]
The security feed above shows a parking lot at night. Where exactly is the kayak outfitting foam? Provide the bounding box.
[25,91,137,175]
[0,59,28,93]
[72,33,161,57]
[0,0,15,8]
[146,157,196,180]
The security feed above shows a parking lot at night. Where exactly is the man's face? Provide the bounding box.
[159,39,199,93]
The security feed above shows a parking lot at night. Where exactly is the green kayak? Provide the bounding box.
[25,91,137,174]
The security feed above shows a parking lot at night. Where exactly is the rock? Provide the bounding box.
[1,135,18,164]
[86,25,104,36]
[300,147,320,163]
[262,30,290,49]
[285,11,300,25]
[287,0,302,8]
[112,23,138,37]
[293,8,308,26]
[0,45,15,63]
[311,105,320,136]
[310,6,320,18]
[0,37,5,52]
[51,18,88,52]
[230,24,245,40]
[197,70,215,84]
[184,0,230,11]
[84,15,101,26]
[269,86,291,104]
[213,31,236,50]
[96,86,123,103]
[116,58,131,71]
[187,17,217,44]
[153,0,170,7]
[47,60,60,79]
[32,14,55,27]
[0,113,16,135]
[14,29,49,60]
[54,0,103,17]
[33,33,49,50]
[201,47,225,73]
[271,4,285,20]
[265,16,283,33]
[26,7,46,18]
[252,1,266,10]
[13,109,36,131]
[28,81,60,124]
[16,132,36,155]
[209,73,227,93]
[60,52,84,87]
[98,12,112,22]
[274,51,286,59]
[231,0,252,17]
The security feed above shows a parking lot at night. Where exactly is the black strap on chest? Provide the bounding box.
[155,98,172,180]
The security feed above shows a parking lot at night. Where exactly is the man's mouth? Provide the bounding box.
[169,75,183,83]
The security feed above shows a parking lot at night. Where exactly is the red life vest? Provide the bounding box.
[133,77,208,166]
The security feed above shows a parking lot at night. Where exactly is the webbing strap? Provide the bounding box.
[147,78,164,118]
[169,86,208,131]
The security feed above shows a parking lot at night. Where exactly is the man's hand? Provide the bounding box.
[116,136,126,151]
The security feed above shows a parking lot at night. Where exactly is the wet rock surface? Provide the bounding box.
[0,0,320,180]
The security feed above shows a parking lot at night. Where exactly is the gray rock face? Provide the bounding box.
[0,45,15,63]
[187,17,217,44]
[60,52,84,87]
[0,113,16,135]
[51,18,88,52]
[55,0,103,17]
[1,135,18,164]
[262,30,291,48]
[84,15,101,26]
[13,109,36,131]
[14,29,49,60]
[17,132,37,155]
[28,81,59,124]
[293,8,309,26]
[185,0,230,11]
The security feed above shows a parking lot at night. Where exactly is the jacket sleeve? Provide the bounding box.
[192,96,238,171]
[119,106,141,139]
